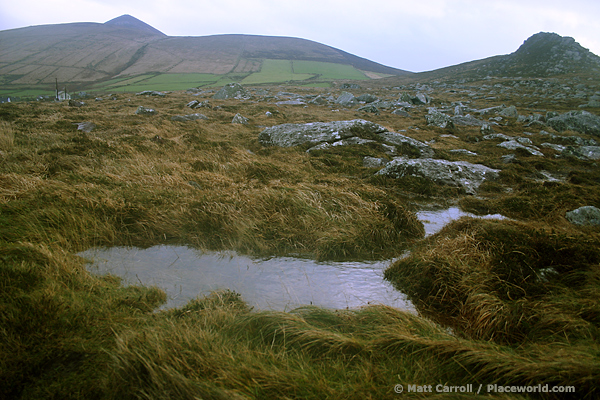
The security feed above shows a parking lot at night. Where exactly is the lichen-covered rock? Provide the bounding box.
[213,83,250,100]
[497,140,544,156]
[375,158,500,194]
[426,109,455,129]
[547,110,600,136]
[232,113,249,124]
[499,105,519,118]
[356,93,378,103]
[377,131,435,158]
[306,137,376,152]
[135,106,156,115]
[258,119,387,147]
[357,104,380,113]
[335,92,358,107]
[566,206,600,226]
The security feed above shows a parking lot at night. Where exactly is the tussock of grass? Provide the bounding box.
[385,218,600,344]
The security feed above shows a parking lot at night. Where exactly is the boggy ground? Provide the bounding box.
[1,77,600,399]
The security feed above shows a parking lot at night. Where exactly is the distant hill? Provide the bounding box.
[414,32,600,80]
[0,15,410,93]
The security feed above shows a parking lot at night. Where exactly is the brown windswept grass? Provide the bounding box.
[2,81,600,398]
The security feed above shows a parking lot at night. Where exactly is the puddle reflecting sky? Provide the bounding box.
[417,206,505,236]
[79,207,505,312]
[80,246,413,312]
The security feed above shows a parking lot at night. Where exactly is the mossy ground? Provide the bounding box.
[1,78,600,398]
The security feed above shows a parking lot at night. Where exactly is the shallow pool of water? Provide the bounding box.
[417,206,506,236]
[80,246,413,312]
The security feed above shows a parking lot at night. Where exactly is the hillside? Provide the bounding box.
[0,15,410,95]
[411,32,600,82]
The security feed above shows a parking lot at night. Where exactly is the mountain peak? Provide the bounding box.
[104,14,165,36]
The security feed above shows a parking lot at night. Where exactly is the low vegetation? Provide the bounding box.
[1,77,600,398]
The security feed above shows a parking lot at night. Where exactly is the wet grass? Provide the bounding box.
[2,80,600,398]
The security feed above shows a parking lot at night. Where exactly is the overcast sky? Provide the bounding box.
[1,0,599,72]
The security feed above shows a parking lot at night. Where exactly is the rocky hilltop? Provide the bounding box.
[418,32,600,80]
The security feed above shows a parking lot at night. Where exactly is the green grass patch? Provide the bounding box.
[241,59,315,84]
[292,60,368,80]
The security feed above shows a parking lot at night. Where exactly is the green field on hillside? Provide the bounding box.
[0,59,375,97]
[241,59,315,85]
[292,60,369,80]
[91,73,236,93]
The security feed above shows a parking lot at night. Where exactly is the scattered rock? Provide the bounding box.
[357,104,380,114]
[375,158,500,194]
[136,90,166,97]
[276,100,306,106]
[171,113,208,122]
[426,109,455,129]
[75,121,95,133]
[377,131,435,158]
[566,206,600,226]
[562,145,600,160]
[547,110,600,136]
[213,83,250,100]
[449,149,478,156]
[308,95,328,105]
[259,119,387,147]
[232,113,249,124]
[499,105,519,118]
[356,93,378,103]
[68,100,85,107]
[392,109,410,117]
[135,106,157,115]
[497,140,544,156]
[452,115,487,127]
[335,92,358,107]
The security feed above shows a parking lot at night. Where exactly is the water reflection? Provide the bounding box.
[80,246,413,312]
[417,206,505,236]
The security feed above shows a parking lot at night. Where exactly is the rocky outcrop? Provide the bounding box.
[546,110,600,137]
[377,131,435,158]
[259,119,435,158]
[259,119,387,147]
[375,158,500,194]
[213,83,250,100]
[566,206,600,226]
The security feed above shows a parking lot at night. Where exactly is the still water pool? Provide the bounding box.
[80,207,505,312]
[80,246,412,312]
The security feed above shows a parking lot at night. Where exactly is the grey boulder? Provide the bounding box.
[213,83,250,100]
[547,110,600,136]
[566,206,600,226]
[259,119,387,147]
[376,158,500,194]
